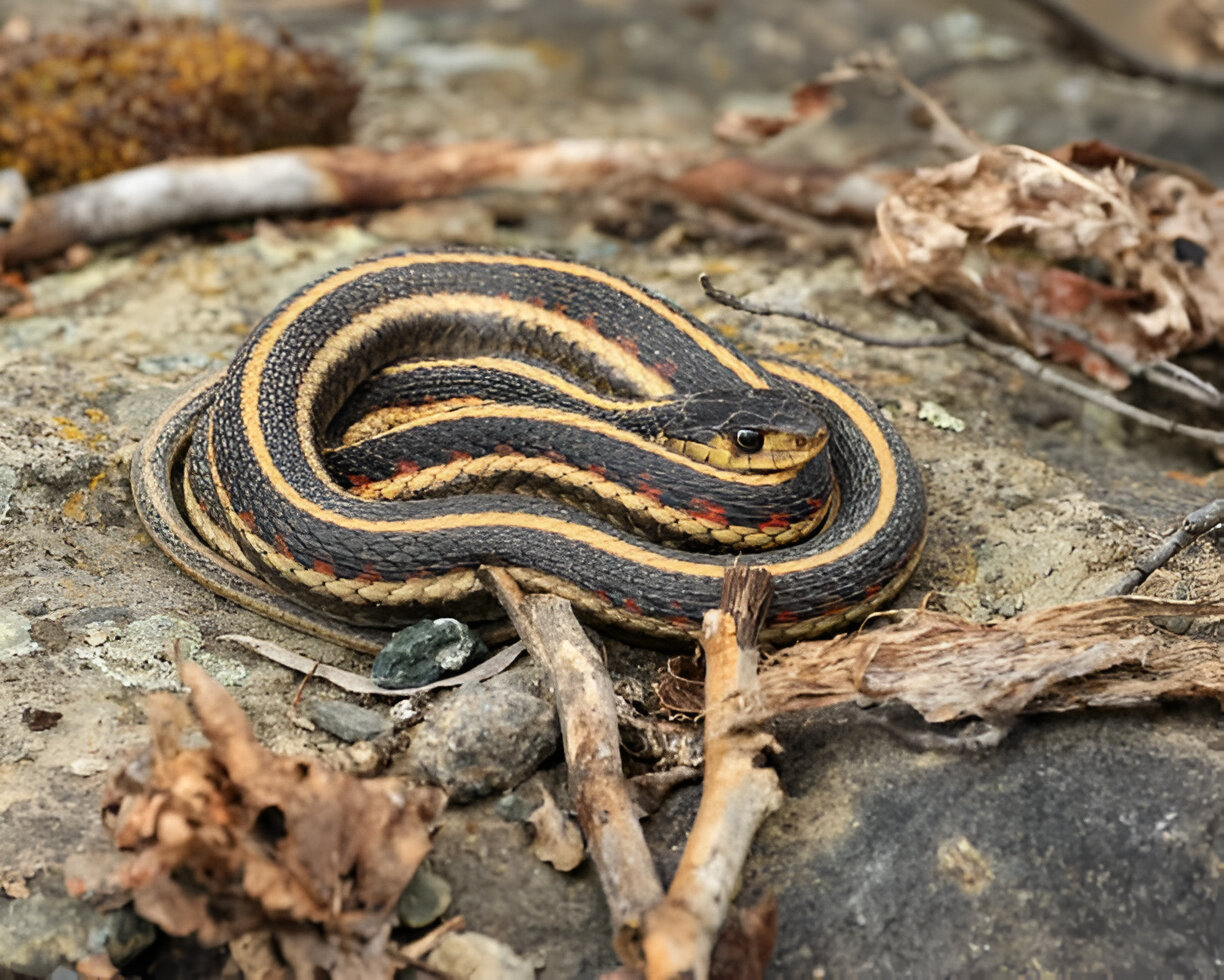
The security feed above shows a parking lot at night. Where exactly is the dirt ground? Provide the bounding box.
[1,0,1222,977]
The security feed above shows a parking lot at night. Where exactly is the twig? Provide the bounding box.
[477,567,664,970]
[219,633,525,696]
[700,277,1224,449]
[1106,499,1224,596]
[642,566,782,980]
[699,274,964,348]
[960,328,1224,448]
[1021,308,1223,410]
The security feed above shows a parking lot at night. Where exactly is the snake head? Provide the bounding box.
[630,388,828,472]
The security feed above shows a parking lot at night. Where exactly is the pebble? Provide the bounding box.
[372,618,488,689]
[424,931,536,980]
[410,669,558,804]
[303,698,392,743]
[397,864,452,928]
[0,884,155,977]
[0,609,38,660]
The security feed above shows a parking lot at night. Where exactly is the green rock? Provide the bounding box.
[372,618,488,689]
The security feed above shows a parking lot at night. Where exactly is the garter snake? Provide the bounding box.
[131,250,926,652]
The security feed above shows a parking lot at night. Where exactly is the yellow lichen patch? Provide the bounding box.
[62,490,88,522]
[0,18,359,192]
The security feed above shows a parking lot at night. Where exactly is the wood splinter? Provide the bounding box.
[642,565,782,980]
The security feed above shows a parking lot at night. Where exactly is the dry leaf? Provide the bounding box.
[745,597,1224,726]
[527,787,586,873]
[93,661,445,977]
[865,143,1220,385]
[712,82,840,146]
[710,895,778,980]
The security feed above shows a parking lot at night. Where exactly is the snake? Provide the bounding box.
[130,250,926,653]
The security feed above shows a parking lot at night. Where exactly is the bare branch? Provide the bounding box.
[478,567,664,970]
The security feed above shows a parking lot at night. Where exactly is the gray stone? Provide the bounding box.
[0,884,155,976]
[397,864,452,928]
[372,618,488,689]
[0,609,38,661]
[304,698,392,743]
[411,671,558,804]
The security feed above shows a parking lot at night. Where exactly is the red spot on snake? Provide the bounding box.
[669,615,691,629]
[623,598,644,615]
[688,498,729,527]
[356,565,382,584]
[394,459,419,475]
[635,479,663,503]
[494,443,518,455]
[448,449,473,463]
[552,301,569,315]
[527,295,547,307]
[312,558,335,576]
[593,589,611,604]
[864,583,882,599]
[237,511,256,531]
[587,464,607,477]
[543,449,567,463]
[273,534,293,560]
[806,497,825,513]
[580,314,598,329]
[758,513,791,531]
[769,609,799,625]
[653,360,678,379]
[345,472,372,488]
[615,335,640,357]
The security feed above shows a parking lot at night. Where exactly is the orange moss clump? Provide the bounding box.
[0,17,360,193]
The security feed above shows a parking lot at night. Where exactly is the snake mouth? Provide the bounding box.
[668,425,829,473]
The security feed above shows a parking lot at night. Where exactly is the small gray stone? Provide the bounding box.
[411,671,558,803]
[397,864,452,928]
[304,698,392,743]
[372,618,488,688]
[0,883,155,976]
[0,609,38,661]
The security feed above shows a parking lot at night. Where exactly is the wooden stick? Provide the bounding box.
[642,566,782,980]
[477,567,664,969]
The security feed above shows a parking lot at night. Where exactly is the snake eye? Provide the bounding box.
[734,428,764,453]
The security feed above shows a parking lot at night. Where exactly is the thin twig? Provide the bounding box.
[701,276,1224,449]
[1106,499,1224,596]
[219,633,525,696]
[1021,307,1223,410]
[960,328,1224,448]
[477,567,664,970]
[642,566,781,980]
[699,274,964,348]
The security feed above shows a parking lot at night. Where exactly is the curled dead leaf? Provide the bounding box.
[98,661,445,976]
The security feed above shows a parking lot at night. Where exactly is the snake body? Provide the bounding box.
[131,251,926,651]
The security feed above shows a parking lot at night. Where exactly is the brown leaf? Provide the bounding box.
[710,895,778,980]
[864,144,1221,379]
[98,661,445,974]
[712,82,840,146]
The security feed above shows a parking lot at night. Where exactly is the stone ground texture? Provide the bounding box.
[1,0,1222,976]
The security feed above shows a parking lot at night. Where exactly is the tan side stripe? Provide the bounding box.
[237,359,896,579]
[326,403,808,487]
[256,252,767,389]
